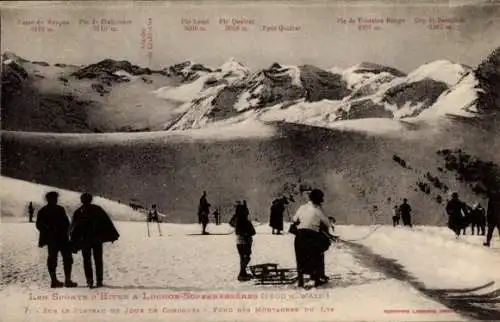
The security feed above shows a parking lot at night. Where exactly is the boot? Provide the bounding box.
[297,273,304,288]
[483,242,490,247]
[64,264,77,288]
[49,269,63,288]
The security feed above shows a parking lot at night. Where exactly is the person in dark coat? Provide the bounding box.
[70,193,119,288]
[484,189,500,247]
[36,191,77,288]
[399,199,412,227]
[198,191,210,234]
[446,192,468,238]
[470,203,486,235]
[269,199,285,234]
[28,202,35,223]
[230,201,256,281]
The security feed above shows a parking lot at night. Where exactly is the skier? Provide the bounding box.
[269,199,285,235]
[392,205,400,227]
[36,191,77,288]
[292,189,331,288]
[198,191,210,235]
[148,204,160,222]
[70,193,119,288]
[446,192,468,238]
[230,200,256,281]
[28,201,35,223]
[484,188,500,247]
[399,199,412,227]
[147,204,163,237]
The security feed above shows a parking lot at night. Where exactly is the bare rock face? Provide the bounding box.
[475,46,500,112]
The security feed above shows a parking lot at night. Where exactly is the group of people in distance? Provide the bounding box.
[446,191,500,246]
[391,198,413,227]
[35,192,119,288]
[390,191,500,247]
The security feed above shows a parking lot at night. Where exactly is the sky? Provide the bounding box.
[1,0,499,72]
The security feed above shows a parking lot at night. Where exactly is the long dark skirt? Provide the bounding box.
[269,212,284,231]
[294,229,323,277]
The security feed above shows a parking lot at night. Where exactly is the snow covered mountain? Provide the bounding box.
[2,46,499,134]
[1,53,178,132]
[158,51,499,132]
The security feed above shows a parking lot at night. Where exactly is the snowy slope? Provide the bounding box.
[4,221,500,321]
[0,176,144,221]
[1,222,478,322]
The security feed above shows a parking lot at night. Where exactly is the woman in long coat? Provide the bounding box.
[269,199,285,234]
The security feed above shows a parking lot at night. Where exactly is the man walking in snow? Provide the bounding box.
[36,191,77,288]
[484,188,500,247]
[70,193,119,288]
[198,191,210,234]
[399,199,412,228]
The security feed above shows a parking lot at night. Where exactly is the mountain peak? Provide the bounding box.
[1,51,29,64]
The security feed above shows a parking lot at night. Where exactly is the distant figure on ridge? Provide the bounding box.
[198,191,211,234]
[36,191,77,288]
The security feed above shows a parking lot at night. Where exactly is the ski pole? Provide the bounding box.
[146,219,150,237]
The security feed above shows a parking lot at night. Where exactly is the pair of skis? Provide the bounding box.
[147,219,162,237]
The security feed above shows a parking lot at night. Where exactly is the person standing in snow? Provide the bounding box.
[469,203,486,235]
[198,191,210,235]
[446,192,468,238]
[230,200,256,281]
[292,189,331,288]
[213,208,221,225]
[392,205,400,227]
[70,193,119,288]
[484,188,500,247]
[36,191,77,288]
[269,198,285,235]
[28,202,35,223]
[399,199,412,227]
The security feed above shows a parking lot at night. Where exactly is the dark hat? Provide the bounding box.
[309,189,324,204]
[80,192,93,204]
[45,191,59,200]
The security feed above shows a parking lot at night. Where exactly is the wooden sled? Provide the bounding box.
[249,263,298,285]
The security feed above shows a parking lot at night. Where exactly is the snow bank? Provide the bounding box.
[2,120,276,145]
[337,225,500,290]
[0,176,143,221]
